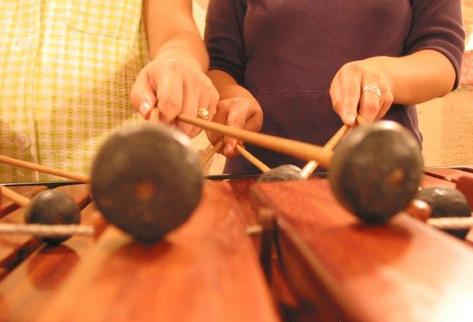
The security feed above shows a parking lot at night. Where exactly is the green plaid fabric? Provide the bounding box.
[0,0,148,182]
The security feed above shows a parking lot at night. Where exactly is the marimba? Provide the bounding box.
[0,167,472,322]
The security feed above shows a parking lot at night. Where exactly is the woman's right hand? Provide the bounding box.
[130,54,219,138]
[207,95,263,158]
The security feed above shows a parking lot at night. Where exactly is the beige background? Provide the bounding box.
[192,0,473,174]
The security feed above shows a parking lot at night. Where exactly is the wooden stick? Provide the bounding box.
[177,115,332,167]
[200,140,224,167]
[205,138,271,174]
[300,116,368,178]
[427,217,473,230]
[235,145,271,173]
[0,155,89,183]
[0,186,29,206]
[300,125,350,179]
[0,223,95,237]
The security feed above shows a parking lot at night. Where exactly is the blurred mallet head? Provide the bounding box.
[91,124,203,243]
[329,121,424,224]
[24,190,81,244]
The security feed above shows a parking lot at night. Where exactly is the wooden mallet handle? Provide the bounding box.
[300,124,350,178]
[235,144,271,173]
[201,139,271,173]
[0,186,29,206]
[0,223,94,237]
[177,115,331,167]
[0,155,89,183]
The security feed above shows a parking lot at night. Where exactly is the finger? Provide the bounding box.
[376,88,393,120]
[338,71,360,126]
[207,86,220,119]
[156,74,184,124]
[242,106,263,132]
[223,100,248,158]
[186,77,219,138]
[199,78,219,120]
[329,72,343,116]
[359,82,381,123]
[130,71,157,119]
[176,77,201,136]
[206,100,229,145]
[149,107,160,124]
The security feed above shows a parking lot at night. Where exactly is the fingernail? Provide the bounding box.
[139,101,151,118]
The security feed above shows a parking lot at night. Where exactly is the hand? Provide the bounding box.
[207,96,263,158]
[130,56,219,137]
[329,59,394,126]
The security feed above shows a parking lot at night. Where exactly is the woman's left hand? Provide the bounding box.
[329,59,394,126]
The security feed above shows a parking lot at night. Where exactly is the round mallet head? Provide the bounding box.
[257,164,304,183]
[329,121,424,224]
[91,124,203,243]
[417,186,471,238]
[24,190,81,244]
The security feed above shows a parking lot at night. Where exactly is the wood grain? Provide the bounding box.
[33,181,279,322]
[251,178,473,322]
[0,203,106,322]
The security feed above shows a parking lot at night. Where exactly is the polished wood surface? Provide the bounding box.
[0,169,472,322]
[0,202,106,322]
[251,169,473,322]
[0,181,278,322]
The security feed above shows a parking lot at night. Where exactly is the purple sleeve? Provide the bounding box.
[204,0,247,84]
[405,0,465,88]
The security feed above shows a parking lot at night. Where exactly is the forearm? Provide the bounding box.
[364,49,456,105]
[143,0,208,71]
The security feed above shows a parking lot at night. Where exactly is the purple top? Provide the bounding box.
[205,0,465,174]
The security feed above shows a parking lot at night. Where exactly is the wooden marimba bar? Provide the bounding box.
[0,167,472,322]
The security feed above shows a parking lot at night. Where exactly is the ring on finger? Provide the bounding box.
[197,107,210,120]
[362,84,382,98]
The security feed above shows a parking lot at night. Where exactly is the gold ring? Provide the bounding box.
[197,108,209,120]
[362,85,382,97]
